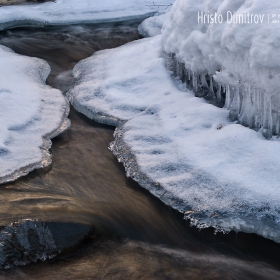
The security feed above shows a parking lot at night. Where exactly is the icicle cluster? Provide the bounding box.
[167,54,225,108]
[167,54,280,139]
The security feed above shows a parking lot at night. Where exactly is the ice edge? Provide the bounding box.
[0,12,155,31]
[0,89,71,185]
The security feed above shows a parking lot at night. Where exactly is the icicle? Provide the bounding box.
[267,94,273,137]
[272,111,278,135]
[225,84,231,109]
[217,84,222,103]
[192,71,198,92]
[262,94,273,138]
[260,89,265,130]
[210,76,214,93]
[176,61,181,78]
[229,86,241,121]
[201,74,208,88]
[276,114,280,135]
[236,87,241,115]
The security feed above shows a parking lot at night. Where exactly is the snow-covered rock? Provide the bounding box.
[161,0,280,138]
[68,35,280,243]
[0,0,174,30]
[0,45,69,184]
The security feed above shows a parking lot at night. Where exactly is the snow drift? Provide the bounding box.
[0,45,69,184]
[68,35,280,243]
[161,0,280,138]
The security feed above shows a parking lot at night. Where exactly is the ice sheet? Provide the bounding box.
[0,0,174,30]
[0,45,69,183]
[69,35,280,243]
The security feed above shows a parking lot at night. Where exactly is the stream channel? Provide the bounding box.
[0,20,280,279]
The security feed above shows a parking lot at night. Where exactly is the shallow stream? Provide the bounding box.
[0,21,280,279]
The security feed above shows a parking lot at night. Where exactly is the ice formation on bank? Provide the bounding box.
[69,35,280,243]
[161,0,280,138]
[0,45,69,184]
[0,0,174,30]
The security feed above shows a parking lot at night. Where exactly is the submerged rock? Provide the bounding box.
[0,219,57,269]
[0,219,90,269]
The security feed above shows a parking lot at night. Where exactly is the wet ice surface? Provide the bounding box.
[1,22,280,279]
[0,44,68,183]
[69,35,280,243]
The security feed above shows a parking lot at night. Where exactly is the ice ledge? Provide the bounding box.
[67,35,280,243]
[64,103,280,244]
[110,125,280,244]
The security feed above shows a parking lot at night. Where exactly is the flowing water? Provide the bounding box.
[0,21,280,279]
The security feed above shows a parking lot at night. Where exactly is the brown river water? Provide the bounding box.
[0,21,280,279]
